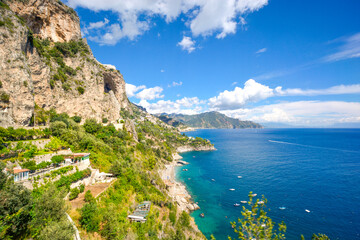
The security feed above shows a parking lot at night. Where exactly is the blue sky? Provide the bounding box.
[66,0,360,126]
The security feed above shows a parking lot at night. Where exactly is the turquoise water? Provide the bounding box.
[176,129,360,240]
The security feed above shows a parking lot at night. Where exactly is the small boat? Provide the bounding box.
[258,201,264,204]
[251,193,257,197]
[211,179,216,182]
[237,176,242,179]
[305,209,310,213]
[229,188,235,191]
[240,201,247,204]
[234,203,240,207]
[200,213,205,218]
[279,207,286,210]
[182,169,188,171]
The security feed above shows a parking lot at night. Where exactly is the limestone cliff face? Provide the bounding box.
[6,0,81,43]
[0,0,130,127]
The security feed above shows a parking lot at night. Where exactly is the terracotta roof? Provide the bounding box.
[72,153,90,157]
[12,169,30,174]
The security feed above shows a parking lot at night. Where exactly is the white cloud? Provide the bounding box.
[209,79,274,110]
[68,0,268,45]
[168,81,183,87]
[139,97,204,114]
[324,33,360,62]
[209,79,360,110]
[125,83,145,97]
[232,81,238,86]
[160,69,165,73]
[177,36,196,53]
[221,101,360,126]
[136,86,164,100]
[256,47,267,54]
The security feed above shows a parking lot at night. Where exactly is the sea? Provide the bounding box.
[176,128,360,240]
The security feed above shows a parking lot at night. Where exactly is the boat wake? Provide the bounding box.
[268,140,359,153]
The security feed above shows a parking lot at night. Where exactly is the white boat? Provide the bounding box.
[240,201,247,204]
[258,201,264,204]
[305,209,310,213]
[211,179,216,182]
[279,207,286,210]
[229,188,235,191]
[237,176,242,179]
[251,193,257,197]
[234,203,240,207]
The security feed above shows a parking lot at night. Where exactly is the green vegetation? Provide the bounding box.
[51,155,64,166]
[76,86,84,94]
[71,115,81,123]
[0,92,10,103]
[68,187,80,200]
[228,192,329,240]
[0,163,73,239]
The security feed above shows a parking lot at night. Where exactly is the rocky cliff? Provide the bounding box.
[0,0,129,127]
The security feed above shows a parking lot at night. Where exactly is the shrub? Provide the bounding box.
[79,183,85,193]
[23,81,28,87]
[0,92,10,103]
[49,79,55,89]
[84,190,94,203]
[102,118,108,124]
[69,187,80,200]
[169,211,176,225]
[76,86,84,94]
[80,203,100,232]
[179,211,190,228]
[0,81,3,88]
[83,119,101,134]
[71,116,81,123]
[62,83,71,91]
[51,155,64,165]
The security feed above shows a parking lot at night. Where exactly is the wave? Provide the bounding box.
[268,140,360,153]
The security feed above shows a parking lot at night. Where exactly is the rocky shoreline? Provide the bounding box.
[160,145,215,212]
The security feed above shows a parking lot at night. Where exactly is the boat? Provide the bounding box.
[200,213,205,218]
[279,207,286,210]
[229,188,235,191]
[182,169,188,171]
[237,176,242,179]
[258,201,264,204]
[234,203,240,207]
[251,193,257,197]
[305,209,310,213]
[240,201,247,204]
[211,179,216,182]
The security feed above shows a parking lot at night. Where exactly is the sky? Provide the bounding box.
[65,0,360,127]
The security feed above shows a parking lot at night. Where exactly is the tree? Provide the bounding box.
[69,187,80,200]
[71,115,81,123]
[51,155,64,166]
[80,203,100,232]
[83,119,101,134]
[229,192,286,240]
[31,184,71,237]
[50,121,67,136]
[0,163,33,239]
[45,137,68,152]
[37,219,74,240]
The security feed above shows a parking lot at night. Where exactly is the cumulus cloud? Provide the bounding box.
[125,83,145,97]
[126,84,163,100]
[136,86,164,100]
[209,79,274,110]
[255,47,267,54]
[324,32,360,62]
[139,97,204,114]
[221,101,360,126]
[209,79,360,110]
[67,0,268,45]
[177,36,196,53]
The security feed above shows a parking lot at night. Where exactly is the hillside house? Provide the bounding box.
[5,168,30,182]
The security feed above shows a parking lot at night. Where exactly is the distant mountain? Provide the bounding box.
[158,111,262,129]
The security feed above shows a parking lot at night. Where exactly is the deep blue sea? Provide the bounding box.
[176,129,360,240]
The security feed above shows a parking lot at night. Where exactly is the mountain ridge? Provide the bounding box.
[157,111,262,129]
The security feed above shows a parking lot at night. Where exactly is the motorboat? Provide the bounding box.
[237,176,242,179]
[305,209,310,213]
[200,213,205,218]
[234,203,240,207]
[182,169,188,171]
[258,201,264,204]
[279,207,286,210]
[240,201,247,204]
[229,188,235,191]
[211,179,216,182]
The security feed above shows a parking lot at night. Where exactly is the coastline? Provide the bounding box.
[159,145,215,236]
